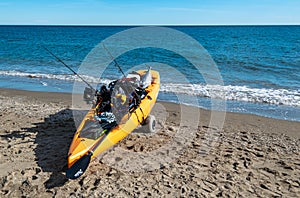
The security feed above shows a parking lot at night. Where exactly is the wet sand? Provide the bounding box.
[0,88,299,197]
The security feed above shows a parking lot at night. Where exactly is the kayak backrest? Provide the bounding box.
[126,72,141,81]
[140,67,152,89]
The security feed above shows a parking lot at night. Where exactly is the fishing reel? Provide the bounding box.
[83,87,95,104]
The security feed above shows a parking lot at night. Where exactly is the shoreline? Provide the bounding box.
[1,87,299,124]
[0,87,299,197]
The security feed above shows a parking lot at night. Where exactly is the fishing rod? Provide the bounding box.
[102,43,137,98]
[102,43,126,78]
[42,46,95,91]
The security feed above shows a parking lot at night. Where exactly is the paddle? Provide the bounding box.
[66,128,111,179]
[66,152,92,179]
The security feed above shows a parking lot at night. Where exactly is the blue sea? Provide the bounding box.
[0,25,299,121]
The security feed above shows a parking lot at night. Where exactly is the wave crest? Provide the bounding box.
[161,83,300,107]
[1,70,299,107]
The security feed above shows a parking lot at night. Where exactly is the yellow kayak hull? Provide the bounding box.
[68,70,160,168]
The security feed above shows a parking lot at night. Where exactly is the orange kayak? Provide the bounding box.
[66,69,160,179]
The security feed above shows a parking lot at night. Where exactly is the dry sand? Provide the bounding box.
[0,88,299,197]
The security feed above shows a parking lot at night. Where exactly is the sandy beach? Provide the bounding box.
[0,88,299,197]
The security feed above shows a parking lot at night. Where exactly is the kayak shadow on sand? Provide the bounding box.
[20,108,83,189]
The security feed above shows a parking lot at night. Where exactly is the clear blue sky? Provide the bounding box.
[0,0,299,25]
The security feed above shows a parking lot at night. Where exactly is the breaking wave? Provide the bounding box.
[161,83,300,107]
[1,70,299,107]
[0,70,103,83]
